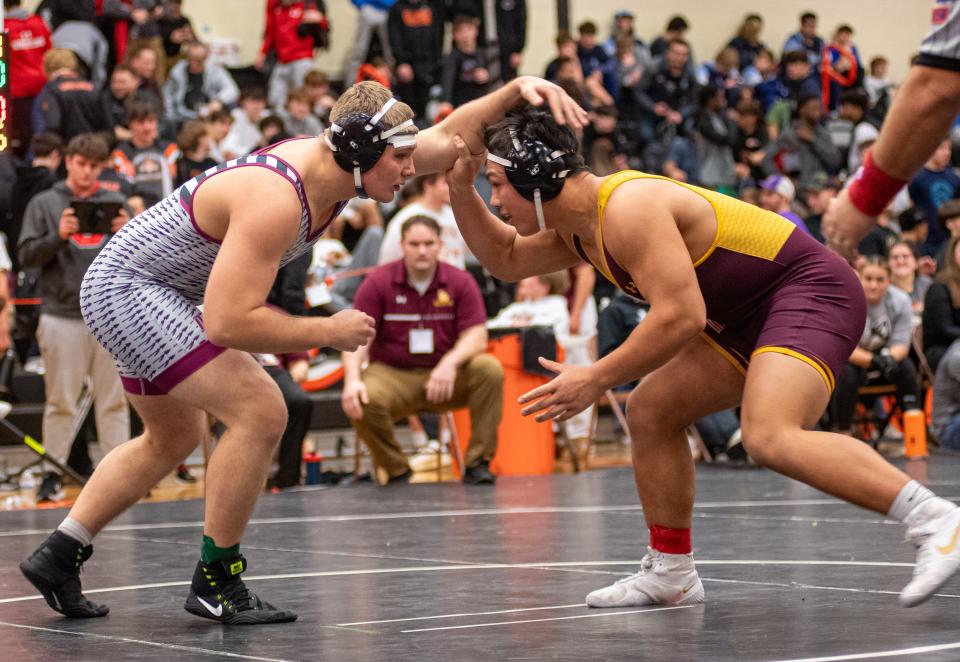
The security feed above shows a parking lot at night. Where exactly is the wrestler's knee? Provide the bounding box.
[738,417,792,468]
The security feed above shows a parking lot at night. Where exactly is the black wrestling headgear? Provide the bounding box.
[324,97,416,198]
[486,128,571,231]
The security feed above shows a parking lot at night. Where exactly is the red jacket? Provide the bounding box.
[261,1,316,64]
[8,13,52,97]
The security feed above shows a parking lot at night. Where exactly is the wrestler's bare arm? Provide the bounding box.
[588,190,707,390]
[414,76,587,176]
[446,138,579,280]
[201,170,373,353]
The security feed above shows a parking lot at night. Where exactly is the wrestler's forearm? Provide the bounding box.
[206,306,338,354]
[448,185,519,278]
[871,65,960,180]
[589,310,702,390]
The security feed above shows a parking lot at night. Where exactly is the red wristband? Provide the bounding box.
[847,150,909,216]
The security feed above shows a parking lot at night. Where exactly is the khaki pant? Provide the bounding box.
[352,354,504,479]
[37,314,130,466]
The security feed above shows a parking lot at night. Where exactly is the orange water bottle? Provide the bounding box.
[903,395,927,458]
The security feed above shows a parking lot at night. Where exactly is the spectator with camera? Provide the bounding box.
[832,255,919,437]
[341,216,503,485]
[18,133,131,502]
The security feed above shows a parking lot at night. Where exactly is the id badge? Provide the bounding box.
[409,328,434,354]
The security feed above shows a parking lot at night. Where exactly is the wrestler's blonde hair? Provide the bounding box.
[330,81,416,136]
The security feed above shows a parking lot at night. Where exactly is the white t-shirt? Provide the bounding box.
[378,202,468,269]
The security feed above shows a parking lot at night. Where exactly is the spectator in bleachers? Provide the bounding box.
[932,335,960,450]
[7,0,52,159]
[612,33,649,125]
[388,0,445,121]
[51,12,110,90]
[898,207,929,250]
[801,173,838,243]
[10,133,63,270]
[733,100,769,186]
[341,215,502,485]
[279,88,324,137]
[158,0,196,66]
[441,15,490,108]
[583,106,629,175]
[204,108,233,163]
[163,40,239,127]
[889,240,934,315]
[112,100,180,206]
[576,20,615,107]
[650,15,691,61]
[18,133,131,502]
[821,24,863,113]
[697,46,745,108]
[258,115,292,147]
[102,64,141,142]
[864,56,892,109]
[727,13,767,70]
[303,70,337,124]
[174,119,217,186]
[545,32,578,83]
[258,0,327,110]
[344,0,395,89]
[119,1,167,77]
[782,11,824,73]
[221,87,268,160]
[451,0,526,83]
[764,50,820,138]
[924,235,960,372]
[759,174,810,234]
[604,9,649,61]
[908,137,959,257]
[765,91,841,191]
[38,0,96,30]
[379,173,466,269]
[838,88,875,175]
[33,49,113,144]
[126,43,164,113]
[750,48,780,112]
[935,200,960,269]
[695,85,737,194]
[636,39,698,146]
[832,255,919,438]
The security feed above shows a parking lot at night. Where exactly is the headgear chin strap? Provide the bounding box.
[324,97,416,198]
[487,129,570,233]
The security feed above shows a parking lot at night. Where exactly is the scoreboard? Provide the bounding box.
[0,32,7,153]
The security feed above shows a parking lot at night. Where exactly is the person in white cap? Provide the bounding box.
[759,174,811,234]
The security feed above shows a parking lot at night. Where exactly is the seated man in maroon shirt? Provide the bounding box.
[341,215,503,484]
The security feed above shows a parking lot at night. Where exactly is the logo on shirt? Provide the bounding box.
[396,295,407,304]
[433,289,453,307]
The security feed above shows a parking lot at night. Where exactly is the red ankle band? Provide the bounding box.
[848,150,909,217]
[649,525,691,554]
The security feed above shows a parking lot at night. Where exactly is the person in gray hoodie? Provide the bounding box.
[18,133,131,503]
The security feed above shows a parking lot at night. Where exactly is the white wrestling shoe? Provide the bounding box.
[900,503,960,607]
[586,547,704,608]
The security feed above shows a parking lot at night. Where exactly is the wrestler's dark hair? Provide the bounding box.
[484,106,587,180]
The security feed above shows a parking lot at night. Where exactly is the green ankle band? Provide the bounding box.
[201,535,240,564]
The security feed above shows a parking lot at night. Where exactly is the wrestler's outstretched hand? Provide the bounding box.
[445,135,486,190]
[822,188,872,263]
[514,76,589,129]
[326,309,375,352]
[518,358,603,423]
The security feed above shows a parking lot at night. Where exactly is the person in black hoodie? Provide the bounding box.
[388,0,445,121]
[450,0,526,82]
[33,49,113,144]
[10,133,64,271]
[18,133,131,503]
[441,14,490,108]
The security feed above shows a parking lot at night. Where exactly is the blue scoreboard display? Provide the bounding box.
[0,32,7,152]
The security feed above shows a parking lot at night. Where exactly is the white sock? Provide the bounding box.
[888,481,954,524]
[58,517,93,547]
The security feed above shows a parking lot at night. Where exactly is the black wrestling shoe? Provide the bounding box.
[462,460,496,485]
[184,555,298,625]
[19,531,109,618]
